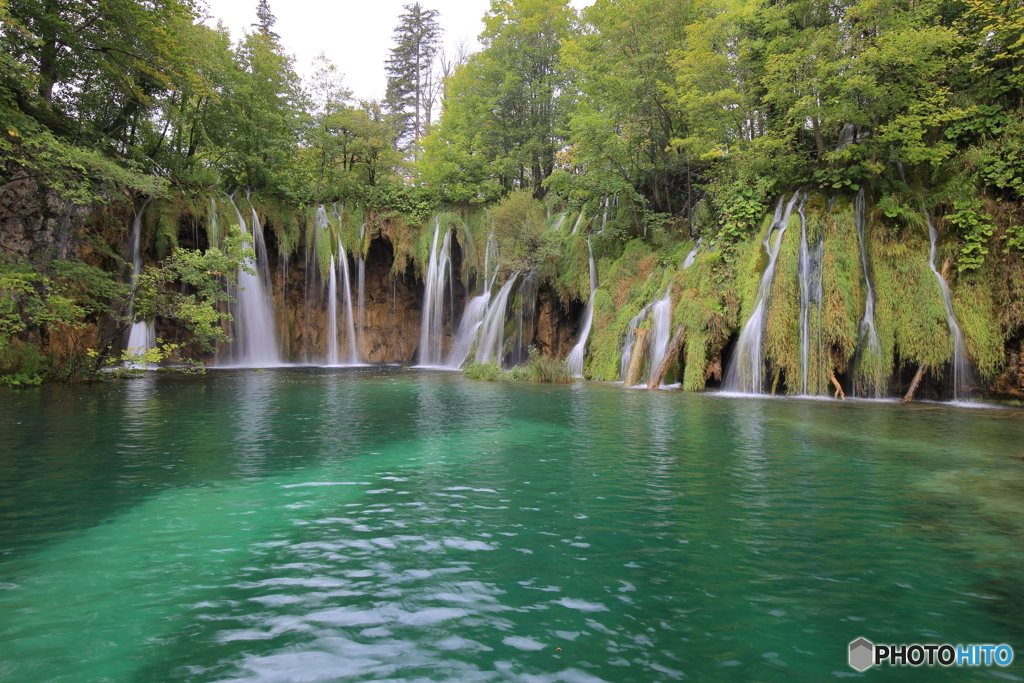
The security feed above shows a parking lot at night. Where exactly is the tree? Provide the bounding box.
[222,1,304,195]
[418,0,576,200]
[384,3,442,150]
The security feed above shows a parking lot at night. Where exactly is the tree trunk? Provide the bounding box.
[624,328,650,387]
[903,363,928,403]
[830,372,846,400]
[649,325,685,389]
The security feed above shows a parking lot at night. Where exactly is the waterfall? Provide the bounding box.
[475,275,518,365]
[619,302,654,382]
[646,289,672,385]
[797,195,823,395]
[446,233,516,369]
[925,212,972,400]
[125,197,155,367]
[447,295,489,368]
[722,192,801,393]
[316,206,358,365]
[571,211,585,235]
[854,188,879,355]
[552,212,566,232]
[567,239,597,378]
[682,238,702,269]
[357,220,366,354]
[326,255,338,365]
[418,218,452,366]
[224,195,281,366]
[336,237,358,365]
[510,271,538,365]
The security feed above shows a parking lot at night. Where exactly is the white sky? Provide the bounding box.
[200,0,594,102]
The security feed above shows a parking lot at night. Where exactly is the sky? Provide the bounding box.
[200,0,594,102]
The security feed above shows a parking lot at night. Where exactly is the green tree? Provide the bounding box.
[385,3,442,150]
[221,5,304,195]
[419,0,576,200]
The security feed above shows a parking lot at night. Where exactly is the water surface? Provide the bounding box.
[1,369,1022,682]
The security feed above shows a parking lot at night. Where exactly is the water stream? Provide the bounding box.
[723,192,801,393]
[124,197,155,366]
[223,195,281,366]
[418,219,452,366]
[925,212,972,400]
[567,239,598,378]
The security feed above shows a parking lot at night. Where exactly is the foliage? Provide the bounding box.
[463,361,503,381]
[947,201,995,272]
[463,348,573,383]
[418,0,577,200]
[385,3,442,148]
[504,347,574,382]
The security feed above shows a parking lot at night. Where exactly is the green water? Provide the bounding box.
[1,369,1022,682]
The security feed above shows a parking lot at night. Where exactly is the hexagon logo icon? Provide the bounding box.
[849,637,874,672]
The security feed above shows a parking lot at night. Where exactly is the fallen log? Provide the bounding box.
[624,328,650,387]
[648,325,685,389]
[903,363,928,403]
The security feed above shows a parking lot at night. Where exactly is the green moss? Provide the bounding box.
[763,212,801,392]
[874,229,952,373]
[584,240,662,380]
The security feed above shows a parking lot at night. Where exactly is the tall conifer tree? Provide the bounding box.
[384,3,442,151]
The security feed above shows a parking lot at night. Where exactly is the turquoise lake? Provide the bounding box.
[1,368,1022,682]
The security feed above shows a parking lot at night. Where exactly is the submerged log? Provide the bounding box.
[649,325,685,389]
[903,363,928,403]
[830,372,846,400]
[624,328,650,387]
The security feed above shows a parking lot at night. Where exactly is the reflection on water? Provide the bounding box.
[0,369,1023,682]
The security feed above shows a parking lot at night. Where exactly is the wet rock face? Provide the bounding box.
[358,238,426,363]
[534,285,580,361]
[266,235,433,365]
[990,338,1024,400]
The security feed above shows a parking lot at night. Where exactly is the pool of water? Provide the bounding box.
[1,368,1022,682]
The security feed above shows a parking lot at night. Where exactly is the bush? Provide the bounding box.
[462,348,575,384]
[463,362,502,381]
[519,346,575,383]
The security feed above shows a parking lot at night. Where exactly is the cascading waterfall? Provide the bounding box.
[925,212,972,400]
[224,194,281,366]
[475,275,518,365]
[852,187,882,396]
[567,238,597,378]
[326,254,339,365]
[552,212,566,232]
[418,218,452,366]
[722,192,801,393]
[619,302,654,382]
[446,233,500,368]
[796,195,824,395]
[316,206,358,365]
[571,211,585,235]
[646,289,673,385]
[682,238,702,269]
[854,188,879,355]
[357,220,366,353]
[125,197,155,367]
[510,271,538,365]
[447,295,489,368]
[336,236,359,365]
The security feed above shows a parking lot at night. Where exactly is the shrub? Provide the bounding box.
[463,362,502,381]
